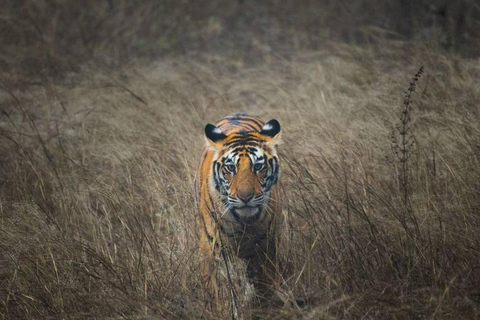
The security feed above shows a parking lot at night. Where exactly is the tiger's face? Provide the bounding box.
[205,119,281,223]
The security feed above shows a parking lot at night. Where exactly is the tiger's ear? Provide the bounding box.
[205,124,227,149]
[260,119,281,146]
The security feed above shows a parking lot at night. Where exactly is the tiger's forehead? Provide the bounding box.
[222,144,265,163]
[218,133,266,163]
[222,131,266,147]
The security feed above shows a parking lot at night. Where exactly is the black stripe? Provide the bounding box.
[273,157,279,180]
[225,138,262,149]
[242,122,258,130]
[209,209,216,221]
[223,118,257,131]
[263,157,279,191]
[225,115,264,128]
[226,142,260,150]
[230,148,241,156]
[247,118,264,129]
[224,134,247,143]
[207,193,216,213]
[201,215,216,243]
[212,162,221,192]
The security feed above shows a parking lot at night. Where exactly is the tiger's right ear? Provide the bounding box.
[205,124,227,149]
[260,119,281,146]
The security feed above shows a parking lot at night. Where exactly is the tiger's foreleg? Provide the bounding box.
[199,227,222,310]
[246,236,281,306]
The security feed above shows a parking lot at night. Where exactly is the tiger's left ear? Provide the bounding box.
[260,119,281,146]
[205,123,227,150]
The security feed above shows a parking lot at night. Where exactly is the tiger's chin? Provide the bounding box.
[231,205,263,224]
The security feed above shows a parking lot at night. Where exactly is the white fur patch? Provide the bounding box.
[234,206,260,217]
[262,123,273,131]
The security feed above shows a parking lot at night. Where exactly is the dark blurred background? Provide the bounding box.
[1,0,479,78]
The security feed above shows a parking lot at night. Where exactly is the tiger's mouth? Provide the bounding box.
[231,205,262,223]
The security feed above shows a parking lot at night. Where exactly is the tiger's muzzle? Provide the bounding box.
[229,194,265,223]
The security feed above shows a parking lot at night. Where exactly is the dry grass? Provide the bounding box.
[2,1,480,319]
[2,44,480,319]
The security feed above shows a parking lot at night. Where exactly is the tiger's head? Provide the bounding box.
[205,119,281,223]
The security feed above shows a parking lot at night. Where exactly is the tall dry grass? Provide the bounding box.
[2,42,480,319]
[2,1,480,319]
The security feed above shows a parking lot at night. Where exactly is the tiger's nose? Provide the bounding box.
[238,192,254,203]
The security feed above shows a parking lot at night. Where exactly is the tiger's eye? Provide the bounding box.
[254,163,264,171]
[225,164,235,172]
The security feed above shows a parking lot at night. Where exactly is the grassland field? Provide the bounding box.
[1,2,480,319]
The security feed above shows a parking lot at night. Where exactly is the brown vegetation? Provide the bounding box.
[1,1,480,319]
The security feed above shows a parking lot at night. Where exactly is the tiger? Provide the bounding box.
[196,113,282,307]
